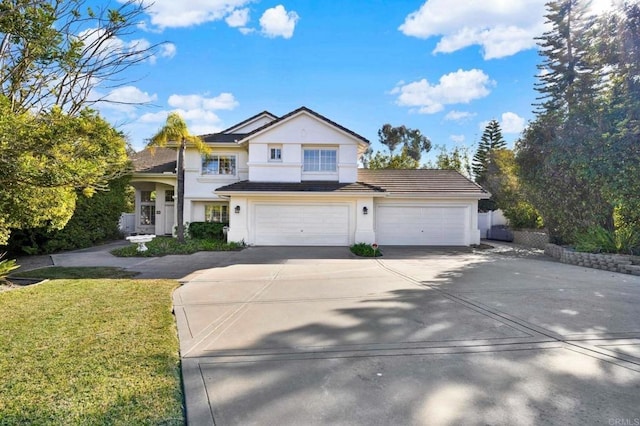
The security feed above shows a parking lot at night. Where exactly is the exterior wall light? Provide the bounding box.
[235,205,241,214]
[362,206,368,215]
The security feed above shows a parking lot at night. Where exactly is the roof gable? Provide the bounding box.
[222,111,278,134]
[238,107,370,147]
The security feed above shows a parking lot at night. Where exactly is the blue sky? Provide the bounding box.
[94,0,614,161]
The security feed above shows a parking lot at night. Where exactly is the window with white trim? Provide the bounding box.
[303,149,337,172]
[269,146,282,161]
[205,204,229,223]
[202,155,236,175]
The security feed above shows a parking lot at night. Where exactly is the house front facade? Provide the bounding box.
[130,107,489,246]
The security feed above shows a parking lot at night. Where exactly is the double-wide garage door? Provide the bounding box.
[376,205,468,246]
[254,204,350,246]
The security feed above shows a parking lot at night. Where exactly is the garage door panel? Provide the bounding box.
[377,205,468,246]
[254,204,350,246]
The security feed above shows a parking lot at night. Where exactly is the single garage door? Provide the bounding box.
[376,205,468,245]
[254,204,350,246]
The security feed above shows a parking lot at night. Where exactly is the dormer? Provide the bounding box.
[239,107,369,183]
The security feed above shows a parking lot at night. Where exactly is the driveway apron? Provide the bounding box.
[174,246,640,425]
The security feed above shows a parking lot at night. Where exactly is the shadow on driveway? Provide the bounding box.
[176,249,640,425]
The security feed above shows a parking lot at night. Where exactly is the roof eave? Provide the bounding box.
[382,191,490,199]
[214,190,386,197]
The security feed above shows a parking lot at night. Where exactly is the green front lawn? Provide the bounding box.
[12,266,138,280]
[112,236,242,257]
[0,278,183,425]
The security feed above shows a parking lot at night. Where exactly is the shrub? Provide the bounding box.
[187,222,228,241]
[503,201,543,230]
[350,243,382,257]
[575,226,640,255]
[0,252,20,282]
[111,236,241,257]
[4,176,130,255]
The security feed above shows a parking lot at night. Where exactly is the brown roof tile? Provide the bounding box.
[357,169,487,195]
[130,148,176,173]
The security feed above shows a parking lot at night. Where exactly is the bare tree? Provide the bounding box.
[0,0,165,115]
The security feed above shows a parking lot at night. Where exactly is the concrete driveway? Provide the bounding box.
[173,245,640,425]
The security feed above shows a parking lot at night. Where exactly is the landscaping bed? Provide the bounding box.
[112,236,242,257]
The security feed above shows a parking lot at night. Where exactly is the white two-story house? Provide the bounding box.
[131,107,488,246]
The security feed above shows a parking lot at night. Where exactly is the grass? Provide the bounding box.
[350,242,383,257]
[0,278,183,425]
[112,236,243,257]
[11,266,138,280]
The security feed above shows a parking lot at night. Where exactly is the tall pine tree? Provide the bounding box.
[516,0,639,244]
[472,119,506,184]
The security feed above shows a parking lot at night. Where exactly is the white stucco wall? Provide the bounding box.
[244,113,362,183]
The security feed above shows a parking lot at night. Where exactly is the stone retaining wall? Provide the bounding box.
[513,231,549,249]
[544,243,640,276]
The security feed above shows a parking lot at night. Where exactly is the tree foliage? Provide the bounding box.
[148,113,210,243]
[425,145,472,177]
[517,0,640,244]
[365,146,420,169]
[5,176,131,255]
[377,124,431,162]
[0,0,160,247]
[483,149,542,229]
[0,95,129,245]
[365,124,431,169]
[472,119,506,184]
[0,0,161,114]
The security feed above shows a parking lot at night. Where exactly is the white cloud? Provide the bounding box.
[160,43,177,59]
[226,8,250,28]
[135,0,252,29]
[78,28,175,65]
[450,134,465,143]
[259,5,299,39]
[500,112,526,134]
[445,110,476,122]
[139,108,222,125]
[105,86,157,104]
[399,0,546,59]
[391,69,494,114]
[98,86,157,114]
[167,93,239,111]
[137,91,239,140]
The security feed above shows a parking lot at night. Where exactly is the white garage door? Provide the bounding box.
[254,204,350,246]
[376,205,468,246]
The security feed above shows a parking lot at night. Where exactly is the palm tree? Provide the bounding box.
[148,113,210,243]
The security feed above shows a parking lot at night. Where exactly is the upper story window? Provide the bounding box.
[303,149,337,172]
[202,155,236,175]
[269,146,282,161]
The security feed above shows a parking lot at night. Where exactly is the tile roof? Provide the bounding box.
[216,181,384,193]
[130,147,176,173]
[357,169,487,195]
[200,132,247,143]
[239,106,370,145]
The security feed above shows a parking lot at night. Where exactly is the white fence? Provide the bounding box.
[478,209,507,238]
[119,213,136,236]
